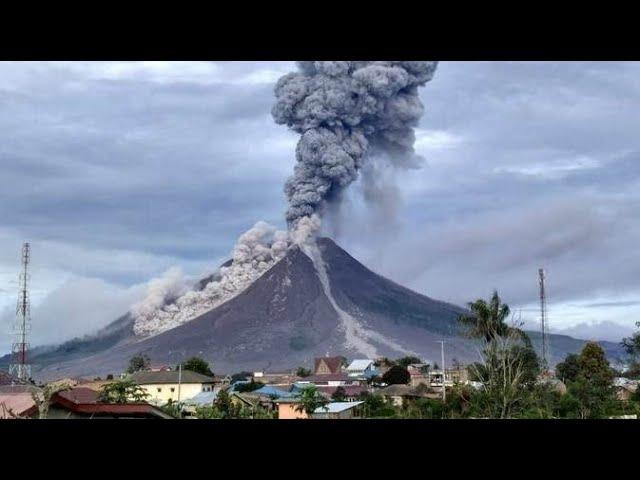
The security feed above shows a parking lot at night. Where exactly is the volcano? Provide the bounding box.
[5,238,624,380]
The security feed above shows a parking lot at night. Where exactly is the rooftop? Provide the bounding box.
[346,359,374,371]
[0,392,37,418]
[129,370,215,385]
[313,401,364,414]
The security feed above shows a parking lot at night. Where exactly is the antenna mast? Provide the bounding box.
[9,243,31,381]
[538,268,549,370]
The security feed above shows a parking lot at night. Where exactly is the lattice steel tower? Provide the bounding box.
[538,268,550,370]
[9,243,31,381]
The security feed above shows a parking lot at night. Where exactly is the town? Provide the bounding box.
[2,291,640,420]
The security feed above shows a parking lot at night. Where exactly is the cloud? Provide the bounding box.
[1,61,640,349]
[0,276,147,352]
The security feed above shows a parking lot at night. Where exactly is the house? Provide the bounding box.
[274,398,307,419]
[346,359,378,378]
[182,390,219,416]
[314,356,345,375]
[375,384,437,407]
[48,387,173,419]
[129,370,215,405]
[407,364,431,387]
[298,373,362,387]
[614,378,639,401]
[0,392,38,419]
[315,385,368,401]
[311,401,364,419]
[252,371,300,386]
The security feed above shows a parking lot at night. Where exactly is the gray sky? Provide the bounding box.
[1,61,639,352]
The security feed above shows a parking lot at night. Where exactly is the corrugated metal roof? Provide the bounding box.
[346,359,374,371]
[313,401,363,414]
[253,385,298,398]
[0,393,36,418]
[184,390,218,405]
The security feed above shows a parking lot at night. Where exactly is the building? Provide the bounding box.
[298,373,362,387]
[129,370,215,405]
[48,387,173,419]
[314,356,345,375]
[275,398,307,419]
[311,401,364,419]
[0,392,38,419]
[346,359,378,378]
[614,378,639,402]
[315,385,368,401]
[375,384,437,407]
[407,364,430,387]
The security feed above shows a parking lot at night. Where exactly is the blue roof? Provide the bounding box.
[253,385,299,398]
[184,390,218,405]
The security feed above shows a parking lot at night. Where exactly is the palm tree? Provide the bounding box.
[294,386,329,416]
[459,290,522,343]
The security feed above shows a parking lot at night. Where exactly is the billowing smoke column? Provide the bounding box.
[132,61,438,340]
[272,61,438,227]
[132,222,289,336]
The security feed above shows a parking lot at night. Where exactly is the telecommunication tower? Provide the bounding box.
[9,243,31,381]
[538,268,550,370]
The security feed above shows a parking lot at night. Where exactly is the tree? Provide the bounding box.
[160,399,182,419]
[231,371,252,383]
[32,382,71,419]
[469,329,529,419]
[332,386,347,401]
[358,392,397,418]
[569,342,615,419]
[382,365,410,385]
[396,356,422,367]
[555,353,581,383]
[294,386,329,416]
[621,321,640,376]
[213,389,240,418]
[126,354,150,374]
[179,357,214,377]
[106,374,114,380]
[235,379,265,393]
[99,379,150,404]
[459,290,523,343]
[296,367,312,377]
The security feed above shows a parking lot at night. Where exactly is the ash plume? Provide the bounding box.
[272,61,438,227]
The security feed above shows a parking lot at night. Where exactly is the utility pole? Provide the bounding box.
[177,363,182,403]
[437,340,446,402]
[539,268,550,372]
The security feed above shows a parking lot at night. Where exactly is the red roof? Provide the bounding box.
[316,385,368,397]
[314,357,343,375]
[51,387,169,418]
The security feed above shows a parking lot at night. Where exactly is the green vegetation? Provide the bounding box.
[193,389,275,419]
[235,379,265,393]
[382,365,410,385]
[126,354,151,374]
[98,379,150,403]
[396,356,423,367]
[296,367,312,377]
[294,385,329,415]
[178,357,214,377]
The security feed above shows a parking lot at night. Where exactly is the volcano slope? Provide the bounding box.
[11,238,624,380]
